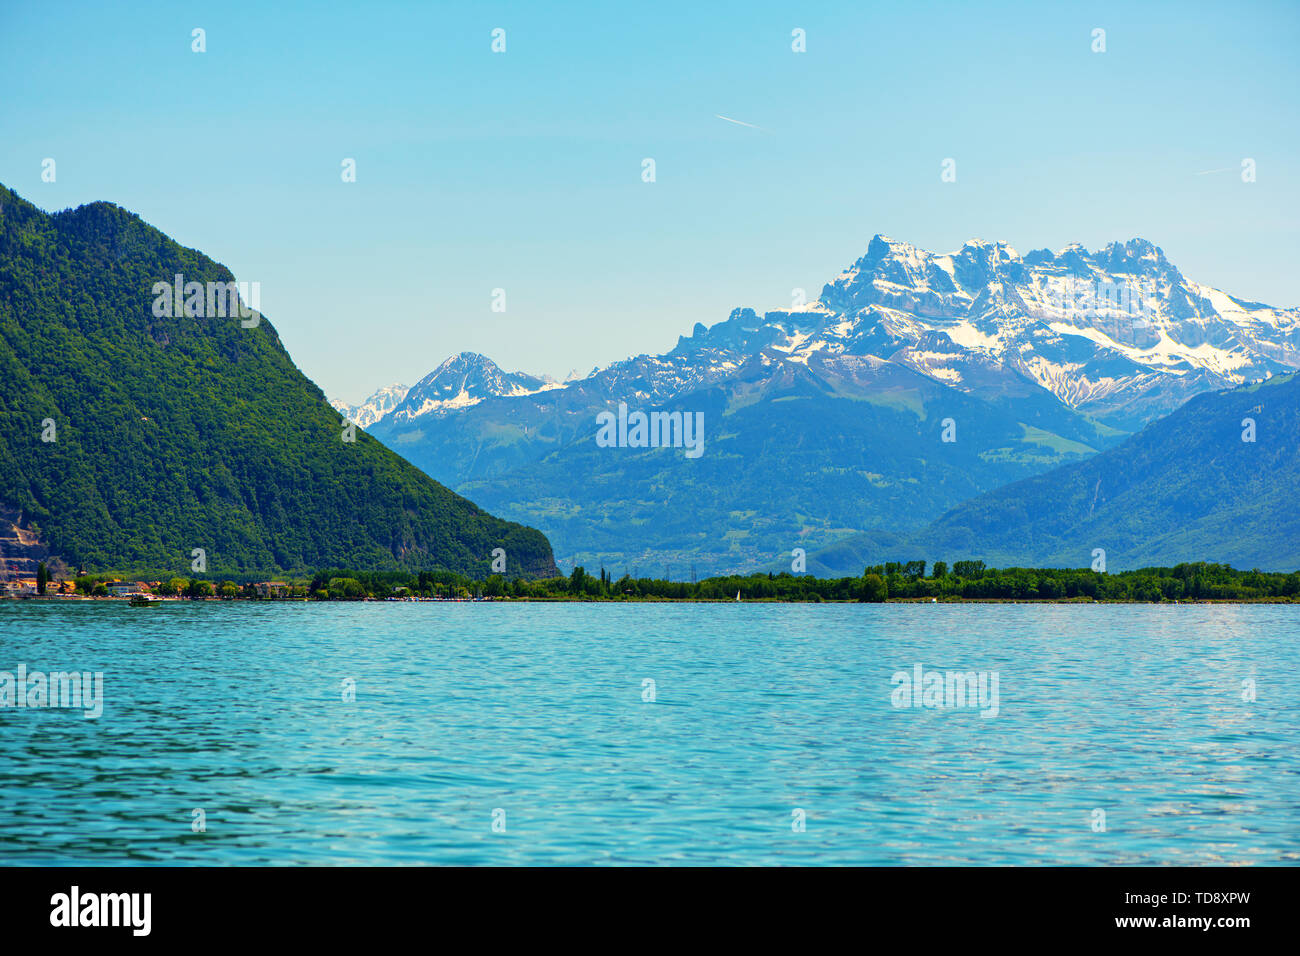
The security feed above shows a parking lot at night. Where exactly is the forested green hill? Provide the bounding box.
[0,185,555,578]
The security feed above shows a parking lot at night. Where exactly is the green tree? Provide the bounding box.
[859,573,888,603]
[186,579,214,598]
[327,577,365,599]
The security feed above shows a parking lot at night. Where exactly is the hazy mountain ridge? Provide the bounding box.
[808,373,1300,574]
[449,349,1125,575]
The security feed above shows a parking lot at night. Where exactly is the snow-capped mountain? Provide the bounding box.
[330,382,409,428]
[382,236,1299,432]
[597,235,1299,428]
[384,351,552,423]
[364,235,1298,574]
[788,235,1300,426]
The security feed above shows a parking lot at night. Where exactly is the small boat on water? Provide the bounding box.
[129,593,162,607]
[735,590,741,602]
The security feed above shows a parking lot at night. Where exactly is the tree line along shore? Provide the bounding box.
[10,560,1300,603]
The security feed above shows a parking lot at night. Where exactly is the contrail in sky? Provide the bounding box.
[715,114,769,132]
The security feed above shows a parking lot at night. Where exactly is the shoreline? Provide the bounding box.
[5,594,1298,606]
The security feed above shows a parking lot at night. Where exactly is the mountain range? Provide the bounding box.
[0,185,555,579]
[7,182,1289,582]
[330,383,410,429]
[808,372,1300,573]
[360,235,1299,575]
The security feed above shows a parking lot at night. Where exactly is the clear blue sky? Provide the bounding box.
[3,0,1297,403]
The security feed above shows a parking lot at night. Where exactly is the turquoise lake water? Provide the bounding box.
[1,601,1297,865]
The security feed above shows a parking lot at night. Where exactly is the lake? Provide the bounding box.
[1,601,1296,865]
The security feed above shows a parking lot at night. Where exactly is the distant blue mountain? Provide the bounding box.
[809,373,1300,573]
